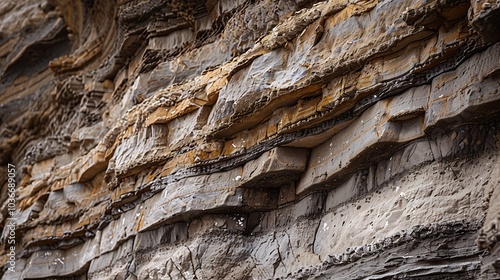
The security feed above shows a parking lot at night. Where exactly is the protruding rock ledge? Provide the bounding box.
[1,0,500,279]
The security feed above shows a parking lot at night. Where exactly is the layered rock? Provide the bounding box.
[1,0,500,279]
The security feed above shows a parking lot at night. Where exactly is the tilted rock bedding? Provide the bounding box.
[0,0,499,279]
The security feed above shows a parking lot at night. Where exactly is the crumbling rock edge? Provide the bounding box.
[1,0,500,279]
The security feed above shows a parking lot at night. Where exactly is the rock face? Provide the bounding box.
[1,0,500,279]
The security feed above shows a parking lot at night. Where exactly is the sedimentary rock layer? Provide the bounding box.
[0,0,499,279]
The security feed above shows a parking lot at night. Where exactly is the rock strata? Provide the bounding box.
[1,0,500,279]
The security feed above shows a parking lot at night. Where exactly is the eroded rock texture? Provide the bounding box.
[1,0,500,279]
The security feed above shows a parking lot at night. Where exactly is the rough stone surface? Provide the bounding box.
[1,0,500,279]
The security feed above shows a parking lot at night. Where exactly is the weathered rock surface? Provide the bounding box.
[1,0,499,279]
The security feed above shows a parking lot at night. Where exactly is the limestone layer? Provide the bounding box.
[1,0,500,279]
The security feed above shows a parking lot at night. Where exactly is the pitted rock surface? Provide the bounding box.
[1,0,500,279]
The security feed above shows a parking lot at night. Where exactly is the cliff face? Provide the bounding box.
[1,0,500,279]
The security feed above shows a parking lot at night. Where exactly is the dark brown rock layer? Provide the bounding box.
[1,0,499,279]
